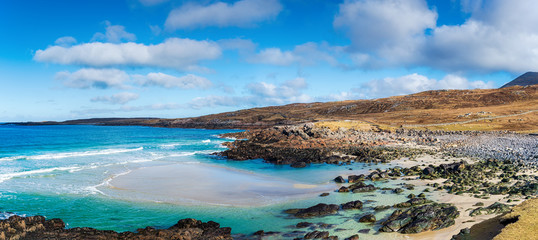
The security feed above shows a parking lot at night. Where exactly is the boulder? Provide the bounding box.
[334,176,346,183]
[358,214,376,223]
[379,203,459,234]
[290,203,340,218]
[341,200,363,210]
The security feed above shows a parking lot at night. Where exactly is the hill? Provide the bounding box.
[501,72,538,88]
[9,84,538,133]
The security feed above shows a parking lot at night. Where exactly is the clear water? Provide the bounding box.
[0,125,429,238]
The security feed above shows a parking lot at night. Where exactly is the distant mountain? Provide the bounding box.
[501,72,538,88]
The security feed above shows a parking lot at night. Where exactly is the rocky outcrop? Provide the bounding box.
[285,203,339,218]
[379,203,459,234]
[0,215,232,240]
[217,125,433,166]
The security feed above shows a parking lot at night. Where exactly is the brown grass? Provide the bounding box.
[493,198,538,240]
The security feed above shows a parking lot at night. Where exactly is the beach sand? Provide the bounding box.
[104,163,336,206]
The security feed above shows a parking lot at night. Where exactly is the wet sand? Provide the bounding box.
[104,163,336,206]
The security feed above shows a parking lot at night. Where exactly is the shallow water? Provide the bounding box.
[0,125,430,238]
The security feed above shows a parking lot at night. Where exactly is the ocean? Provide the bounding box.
[0,125,424,238]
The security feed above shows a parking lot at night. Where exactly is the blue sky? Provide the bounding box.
[0,0,534,122]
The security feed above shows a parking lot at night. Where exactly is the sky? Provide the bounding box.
[1,0,536,122]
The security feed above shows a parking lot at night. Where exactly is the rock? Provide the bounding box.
[451,228,471,240]
[345,234,360,240]
[374,205,391,211]
[469,202,511,216]
[379,203,459,233]
[291,161,307,168]
[338,186,350,192]
[358,214,376,223]
[0,215,233,240]
[291,203,340,218]
[348,181,377,193]
[358,229,370,234]
[304,230,329,239]
[334,176,346,183]
[393,198,432,208]
[320,192,330,197]
[348,175,365,183]
[407,194,416,199]
[392,188,404,194]
[341,200,363,210]
[423,167,435,175]
[296,222,312,228]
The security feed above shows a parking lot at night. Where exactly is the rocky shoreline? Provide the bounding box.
[0,216,232,240]
[3,122,536,239]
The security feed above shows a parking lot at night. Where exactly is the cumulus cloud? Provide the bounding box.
[165,0,282,30]
[55,68,130,89]
[334,0,437,65]
[136,72,213,89]
[54,36,77,47]
[34,38,221,71]
[358,73,494,98]
[249,42,338,66]
[334,0,538,73]
[91,92,139,104]
[92,21,136,43]
[423,0,538,72]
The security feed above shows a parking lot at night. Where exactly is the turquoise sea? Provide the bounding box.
[0,125,428,238]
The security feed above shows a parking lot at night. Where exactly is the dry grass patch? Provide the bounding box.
[494,198,538,240]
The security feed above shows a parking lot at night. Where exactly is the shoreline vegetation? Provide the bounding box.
[1,85,537,239]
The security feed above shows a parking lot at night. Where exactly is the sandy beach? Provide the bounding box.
[104,162,336,206]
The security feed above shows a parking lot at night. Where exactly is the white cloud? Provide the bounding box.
[249,42,338,66]
[91,92,139,105]
[136,72,213,89]
[165,0,282,30]
[55,68,130,89]
[189,77,312,109]
[358,73,494,98]
[91,21,136,43]
[139,0,168,6]
[334,0,538,73]
[34,38,221,71]
[334,0,437,65]
[54,36,77,47]
[423,0,538,72]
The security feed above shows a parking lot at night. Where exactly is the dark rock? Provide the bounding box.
[341,200,363,210]
[320,192,330,197]
[358,214,376,223]
[338,186,350,192]
[0,215,233,240]
[374,205,391,211]
[423,167,435,175]
[469,202,511,216]
[348,175,365,183]
[296,222,312,228]
[334,176,346,183]
[348,181,377,193]
[291,161,307,168]
[358,229,370,234]
[392,188,404,194]
[379,203,459,233]
[304,230,329,239]
[345,234,360,240]
[393,198,432,208]
[290,203,340,218]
